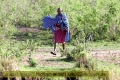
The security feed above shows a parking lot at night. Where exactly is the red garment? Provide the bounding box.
[54,24,66,43]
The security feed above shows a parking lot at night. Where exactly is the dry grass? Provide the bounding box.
[0,57,19,71]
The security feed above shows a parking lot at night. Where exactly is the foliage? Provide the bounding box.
[0,0,120,42]
[27,58,38,67]
[0,39,27,60]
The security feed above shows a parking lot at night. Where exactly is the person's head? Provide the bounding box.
[57,8,62,15]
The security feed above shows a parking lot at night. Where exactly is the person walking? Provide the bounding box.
[42,8,70,55]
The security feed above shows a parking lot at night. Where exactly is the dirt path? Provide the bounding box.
[21,49,120,67]
[21,50,74,68]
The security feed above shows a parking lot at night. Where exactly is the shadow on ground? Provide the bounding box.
[44,57,75,62]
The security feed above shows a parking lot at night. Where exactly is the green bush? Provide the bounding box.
[28,58,38,67]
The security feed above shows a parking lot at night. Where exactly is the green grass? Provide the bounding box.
[20,56,75,71]
[0,0,120,79]
[96,60,120,80]
[20,66,72,71]
[39,40,120,49]
[19,42,120,80]
[36,40,120,50]
[20,58,120,79]
[84,41,120,50]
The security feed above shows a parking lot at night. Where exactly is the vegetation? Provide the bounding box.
[0,0,120,42]
[0,0,120,80]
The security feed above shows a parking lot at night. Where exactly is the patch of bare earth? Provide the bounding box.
[21,52,74,68]
[18,27,41,33]
[91,50,120,66]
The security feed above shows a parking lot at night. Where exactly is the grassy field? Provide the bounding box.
[18,40,120,80]
[0,33,120,79]
[0,0,120,80]
[19,51,120,80]
[0,27,120,80]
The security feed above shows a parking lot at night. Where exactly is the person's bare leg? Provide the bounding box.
[54,42,57,53]
[51,42,57,55]
[61,42,65,57]
[62,43,65,50]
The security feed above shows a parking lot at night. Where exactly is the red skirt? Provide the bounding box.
[54,29,66,43]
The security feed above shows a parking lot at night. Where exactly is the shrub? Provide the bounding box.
[27,58,38,67]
